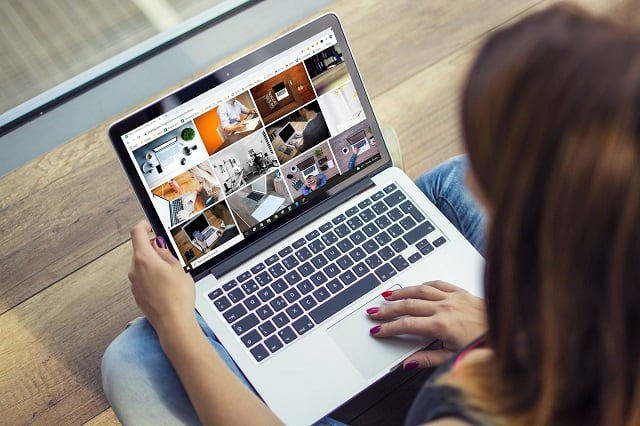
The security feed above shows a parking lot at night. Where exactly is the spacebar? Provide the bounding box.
[309,273,381,324]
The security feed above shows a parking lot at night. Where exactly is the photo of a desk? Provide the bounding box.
[281,141,340,201]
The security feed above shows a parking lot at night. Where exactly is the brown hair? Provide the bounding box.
[451,4,640,424]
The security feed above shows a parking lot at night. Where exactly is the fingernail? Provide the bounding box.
[404,361,419,371]
[369,325,382,334]
[381,290,393,298]
[156,236,168,249]
[366,307,379,315]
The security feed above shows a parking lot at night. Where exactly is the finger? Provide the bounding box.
[370,316,444,339]
[153,239,181,266]
[427,280,466,294]
[403,348,455,370]
[382,283,448,302]
[368,298,439,319]
[130,220,154,256]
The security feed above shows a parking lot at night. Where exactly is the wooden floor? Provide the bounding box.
[1,0,636,424]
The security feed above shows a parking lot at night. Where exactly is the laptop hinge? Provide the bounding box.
[198,176,376,282]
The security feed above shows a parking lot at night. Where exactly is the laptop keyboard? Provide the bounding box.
[169,197,184,226]
[207,183,448,362]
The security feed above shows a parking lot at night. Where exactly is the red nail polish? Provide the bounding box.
[381,290,393,298]
[404,361,419,371]
[366,307,379,315]
[370,325,382,334]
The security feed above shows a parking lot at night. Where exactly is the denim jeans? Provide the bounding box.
[101,155,486,425]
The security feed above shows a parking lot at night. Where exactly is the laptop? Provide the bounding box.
[247,178,267,202]
[298,157,320,180]
[277,121,298,146]
[347,129,370,153]
[109,13,484,425]
[152,192,196,227]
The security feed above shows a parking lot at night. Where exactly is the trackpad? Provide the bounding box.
[327,290,431,379]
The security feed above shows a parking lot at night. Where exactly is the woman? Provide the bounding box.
[102,4,640,425]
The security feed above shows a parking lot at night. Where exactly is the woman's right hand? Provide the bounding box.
[367,280,487,369]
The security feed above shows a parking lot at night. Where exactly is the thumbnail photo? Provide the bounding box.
[266,100,330,165]
[250,62,316,126]
[328,121,380,174]
[280,141,339,201]
[150,161,223,229]
[226,170,293,233]
[170,200,239,265]
[304,44,347,96]
[209,130,279,196]
[316,80,365,135]
[133,121,208,189]
[193,90,263,156]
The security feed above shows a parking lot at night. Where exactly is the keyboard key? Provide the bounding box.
[404,221,435,245]
[378,246,395,260]
[295,247,312,261]
[353,262,370,277]
[371,190,385,201]
[321,231,338,246]
[241,330,261,348]
[391,239,408,253]
[250,344,269,362]
[286,303,303,319]
[300,295,318,310]
[265,335,284,353]
[228,288,245,303]
[305,230,320,241]
[268,263,286,278]
[241,279,259,294]
[363,239,380,254]
[375,215,392,229]
[345,206,359,216]
[257,287,275,302]
[243,295,260,310]
[284,288,301,303]
[362,223,379,237]
[223,280,238,291]
[335,224,351,238]
[384,190,406,207]
[272,312,289,327]
[337,238,354,253]
[391,255,410,272]
[349,247,367,262]
[265,254,279,266]
[313,287,331,302]
[297,279,315,294]
[270,296,287,312]
[256,305,274,320]
[213,295,231,311]
[433,236,447,247]
[319,222,333,232]
[323,263,341,278]
[292,238,306,249]
[408,252,423,263]
[349,230,366,245]
[270,278,288,294]
[255,271,272,286]
[358,208,376,222]
[388,224,404,238]
[347,217,364,230]
[365,253,383,268]
[223,304,247,323]
[324,246,341,260]
[332,213,346,224]
[375,231,392,246]
[339,270,357,286]
[309,240,326,254]
[258,320,276,337]
[419,242,435,255]
[278,326,297,344]
[387,207,404,221]
[375,264,397,281]
[309,274,381,324]
[251,263,265,274]
[358,198,372,208]
[208,288,222,300]
[327,279,344,293]
[299,262,315,277]
[309,271,328,286]
[284,270,302,285]
[292,315,314,335]
[337,255,354,270]
[278,246,293,257]
[282,255,299,269]
[232,313,259,335]
[399,200,426,222]
[237,271,252,282]
[400,216,417,230]
[383,183,397,193]
[372,201,389,215]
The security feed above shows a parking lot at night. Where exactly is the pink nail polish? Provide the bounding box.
[404,361,419,371]
[366,307,379,315]
[381,290,393,298]
[156,236,168,249]
[369,325,382,334]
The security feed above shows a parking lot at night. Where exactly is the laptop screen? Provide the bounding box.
[110,14,388,273]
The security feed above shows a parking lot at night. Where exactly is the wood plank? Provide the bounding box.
[0,242,138,424]
[83,408,118,426]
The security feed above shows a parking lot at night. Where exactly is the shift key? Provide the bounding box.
[309,274,380,324]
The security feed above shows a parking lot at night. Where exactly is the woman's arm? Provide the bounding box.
[128,220,282,425]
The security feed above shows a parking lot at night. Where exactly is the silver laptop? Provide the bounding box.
[278,121,298,146]
[109,13,483,425]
